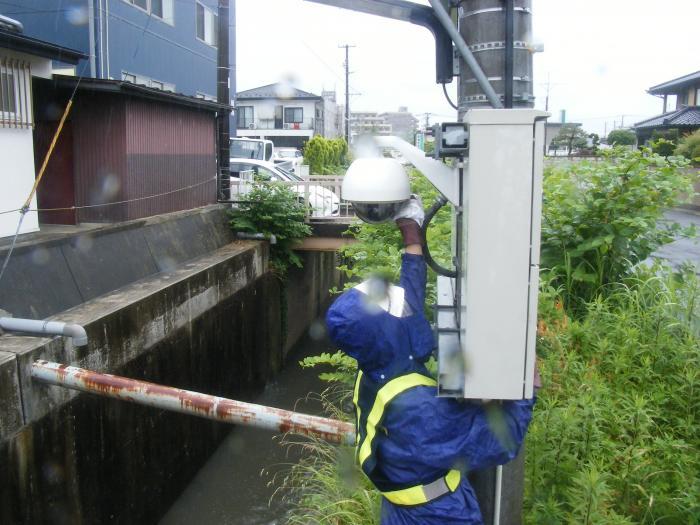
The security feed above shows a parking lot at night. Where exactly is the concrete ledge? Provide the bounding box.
[0,352,22,438]
[0,240,266,438]
[0,205,235,319]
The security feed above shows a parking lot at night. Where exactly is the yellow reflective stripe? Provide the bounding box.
[381,470,462,506]
[358,373,437,468]
[445,469,461,491]
[381,483,430,506]
[352,370,363,445]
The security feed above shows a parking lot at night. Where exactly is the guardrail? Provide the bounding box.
[230,174,355,220]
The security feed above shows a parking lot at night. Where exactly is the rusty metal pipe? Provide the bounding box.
[31,360,356,446]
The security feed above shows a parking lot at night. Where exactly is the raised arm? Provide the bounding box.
[394,195,426,314]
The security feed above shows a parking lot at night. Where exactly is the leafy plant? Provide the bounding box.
[541,147,696,311]
[650,137,677,157]
[303,136,349,174]
[229,182,311,276]
[525,267,700,524]
[675,129,700,165]
[607,129,637,146]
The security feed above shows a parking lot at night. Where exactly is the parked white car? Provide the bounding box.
[273,148,304,172]
[229,159,339,217]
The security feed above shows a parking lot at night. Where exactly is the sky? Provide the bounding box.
[234,0,699,136]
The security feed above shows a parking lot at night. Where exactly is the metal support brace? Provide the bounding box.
[31,360,356,445]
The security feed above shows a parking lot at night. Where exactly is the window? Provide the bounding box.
[284,107,303,124]
[237,106,254,128]
[1,57,32,128]
[196,2,218,47]
[0,71,16,114]
[126,0,173,24]
[696,87,700,106]
[122,71,174,92]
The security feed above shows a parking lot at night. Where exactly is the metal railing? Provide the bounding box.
[241,118,316,131]
[230,175,355,220]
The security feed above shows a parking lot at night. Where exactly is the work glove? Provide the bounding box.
[394,194,424,247]
[393,194,424,227]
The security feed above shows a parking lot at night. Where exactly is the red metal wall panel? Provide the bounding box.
[34,121,77,225]
[72,95,128,223]
[123,98,217,220]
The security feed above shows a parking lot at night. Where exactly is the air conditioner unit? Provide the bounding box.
[248,123,255,129]
[283,123,292,130]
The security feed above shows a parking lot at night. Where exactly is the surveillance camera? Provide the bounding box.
[342,158,411,224]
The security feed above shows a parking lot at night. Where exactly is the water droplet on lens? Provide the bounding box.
[66,6,89,25]
[308,320,325,340]
[75,235,93,253]
[31,247,50,265]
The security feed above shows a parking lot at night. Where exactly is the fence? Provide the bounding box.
[230,174,355,220]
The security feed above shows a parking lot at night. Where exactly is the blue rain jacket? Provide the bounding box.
[326,253,535,524]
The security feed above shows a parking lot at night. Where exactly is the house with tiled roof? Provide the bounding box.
[634,71,700,144]
[234,83,344,149]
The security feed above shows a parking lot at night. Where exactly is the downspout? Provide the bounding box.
[0,317,88,347]
[88,0,97,77]
[105,0,111,78]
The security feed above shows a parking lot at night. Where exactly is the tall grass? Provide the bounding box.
[526,267,700,524]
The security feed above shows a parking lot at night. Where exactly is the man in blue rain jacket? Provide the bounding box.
[326,196,537,524]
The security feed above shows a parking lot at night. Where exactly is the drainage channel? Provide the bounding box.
[160,332,334,525]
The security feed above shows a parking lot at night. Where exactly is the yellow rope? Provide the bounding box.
[23,99,74,211]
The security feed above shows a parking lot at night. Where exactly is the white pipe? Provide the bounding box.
[427,0,504,109]
[493,464,503,525]
[0,317,88,347]
[88,0,97,77]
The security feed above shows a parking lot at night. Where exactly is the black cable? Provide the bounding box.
[421,196,458,278]
[442,82,459,111]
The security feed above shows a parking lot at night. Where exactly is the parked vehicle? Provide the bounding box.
[230,138,274,162]
[229,159,340,217]
[273,147,304,172]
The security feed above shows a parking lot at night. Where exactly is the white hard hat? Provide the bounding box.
[355,279,406,318]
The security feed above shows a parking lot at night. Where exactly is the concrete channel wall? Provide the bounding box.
[0,206,341,524]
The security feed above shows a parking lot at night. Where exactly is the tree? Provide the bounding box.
[606,129,636,146]
[550,124,589,156]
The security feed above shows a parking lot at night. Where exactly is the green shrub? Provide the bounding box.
[303,136,349,174]
[675,129,700,165]
[650,137,676,157]
[525,267,700,524]
[607,129,637,146]
[541,147,695,312]
[228,182,311,276]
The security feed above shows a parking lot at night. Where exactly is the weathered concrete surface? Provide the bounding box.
[284,251,339,355]
[0,241,267,431]
[0,352,22,439]
[0,205,235,319]
[0,241,341,524]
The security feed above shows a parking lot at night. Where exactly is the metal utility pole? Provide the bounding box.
[457,0,534,115]
[217,0,231,200]
[339,44,355,145]
[455,2,534,523]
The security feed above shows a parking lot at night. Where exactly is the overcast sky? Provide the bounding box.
[235,0,698,136]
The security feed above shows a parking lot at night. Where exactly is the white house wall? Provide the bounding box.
[240,99,318,129]
[0,128,39,238]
